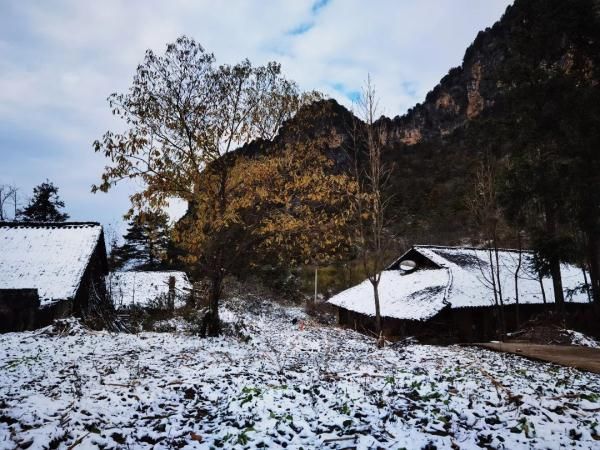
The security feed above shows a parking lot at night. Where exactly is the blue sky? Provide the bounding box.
[0,0,512,235]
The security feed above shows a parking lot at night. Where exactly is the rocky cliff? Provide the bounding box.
[380,0,599,149]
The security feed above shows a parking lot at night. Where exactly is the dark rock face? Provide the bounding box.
[379,0,599,149]
[237,98,358,158]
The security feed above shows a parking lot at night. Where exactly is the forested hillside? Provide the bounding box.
[382,0,600,243]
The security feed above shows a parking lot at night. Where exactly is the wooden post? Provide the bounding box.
[314,267,318,304]
[168,276,176,310]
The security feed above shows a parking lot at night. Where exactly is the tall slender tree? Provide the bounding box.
[346,77,395,344]
[0,184,19,221]
[467,158,507,336]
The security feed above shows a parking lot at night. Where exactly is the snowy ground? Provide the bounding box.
[1,299,600,449]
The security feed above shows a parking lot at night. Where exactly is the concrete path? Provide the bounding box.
[475,342,600,374]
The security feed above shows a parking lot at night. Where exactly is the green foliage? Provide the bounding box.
[269,410,293,423]
[236,427,255,445]
[580,392,599,402]
[110,210,171,270]
[17,180,69,222]
[510,417,536,438]
[2,353,41,370]
[339,403,351,415]
[239,386,263,406]
[298,254,397,298]
[299,264,362,298]
[384,375,396,386]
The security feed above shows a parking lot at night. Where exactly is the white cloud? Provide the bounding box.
[0,0,513,230]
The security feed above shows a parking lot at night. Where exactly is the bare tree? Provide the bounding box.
[347,76,394,346]
[0,184,19,221]
[514,231,524,328]
[467,159,506,337]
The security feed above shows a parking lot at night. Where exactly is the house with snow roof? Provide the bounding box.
[0,222,108,332]
[328,245,592,342]
[107,271,192,310]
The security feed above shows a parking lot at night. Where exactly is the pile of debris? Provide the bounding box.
[38,317,93,337]
[507,323,599,348]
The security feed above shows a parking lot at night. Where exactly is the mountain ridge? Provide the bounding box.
[232,0,600,244]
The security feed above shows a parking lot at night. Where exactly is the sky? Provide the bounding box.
[0,0,513,236]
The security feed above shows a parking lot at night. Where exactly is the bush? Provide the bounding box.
[304,300,336,325]
[253,265,303,302]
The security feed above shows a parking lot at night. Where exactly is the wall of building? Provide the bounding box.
[337,303,595,343]
[0,289,40,332]
[337,306,451,343]
[36,300,73,329]
[73,236,109,317]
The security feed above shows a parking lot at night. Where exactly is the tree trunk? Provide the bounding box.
[314,267,318,304]
[587,232,600,305]
[371,279,383,344]
[549,257,565,316]
[493,243,506,337]
[202,272,223,337]
[200,158,229,338]
[545,204,565,315]
[514,235,523,330]
[514,283,520,329]
[539,275,547,304]
[487,248,502,338]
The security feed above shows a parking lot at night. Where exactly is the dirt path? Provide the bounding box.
[476,342,600,374]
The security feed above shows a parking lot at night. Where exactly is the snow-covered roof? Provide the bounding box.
[107,271,192,309]
[0,222,104,306]
[328,245,590,321]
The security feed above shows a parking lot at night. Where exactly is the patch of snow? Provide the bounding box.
[1,298,599,448]
[106,271,191,309]
[567,330,600,348]
[37,317,92,337]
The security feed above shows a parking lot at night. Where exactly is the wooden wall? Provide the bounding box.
[337,303,595,343]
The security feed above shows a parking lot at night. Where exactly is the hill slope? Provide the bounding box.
[2,298,600,448]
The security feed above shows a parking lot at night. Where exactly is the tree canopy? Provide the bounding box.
[110,211,171,271]
[17,180,69,222]
[93,36,320,214]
